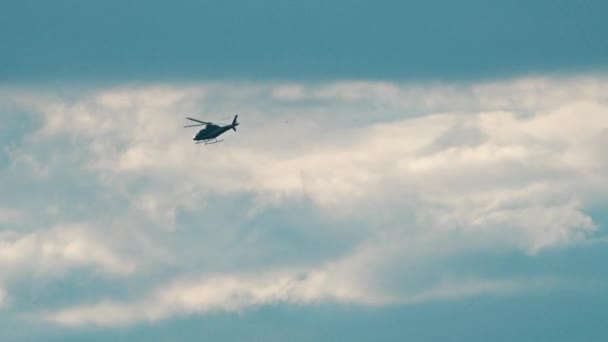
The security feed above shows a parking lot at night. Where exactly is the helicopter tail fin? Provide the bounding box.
[232,115,239,131]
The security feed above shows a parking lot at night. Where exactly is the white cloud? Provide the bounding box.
[39,267,548,327]
[1,74,607,326]
[37,268,365,327]
[0,224,136,277]
[271,84,306,101]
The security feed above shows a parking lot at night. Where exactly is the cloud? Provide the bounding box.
[52,86,603,253]
[38,269,349,327]
[1,75,607,327]
[0,224,136,278]
[38,267,550,327]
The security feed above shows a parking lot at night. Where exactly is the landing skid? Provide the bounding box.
[195,138,223,145]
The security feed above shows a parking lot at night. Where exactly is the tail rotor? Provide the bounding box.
[231,115,239,131]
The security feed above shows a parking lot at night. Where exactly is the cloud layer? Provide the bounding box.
[1,75,607,326]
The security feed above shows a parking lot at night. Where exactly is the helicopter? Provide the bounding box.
[184,115,239,144]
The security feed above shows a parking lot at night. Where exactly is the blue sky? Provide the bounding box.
[2,0,608,82]
[1,1,608,342]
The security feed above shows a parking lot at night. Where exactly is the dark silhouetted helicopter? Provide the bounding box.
[184,115,239,144]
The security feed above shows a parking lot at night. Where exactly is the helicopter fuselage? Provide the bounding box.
[193,124,232,141]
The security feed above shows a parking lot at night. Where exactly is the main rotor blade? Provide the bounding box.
[184,124,206,127]
[186,117,212,125]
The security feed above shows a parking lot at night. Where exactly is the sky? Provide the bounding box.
[1,1,608,341]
